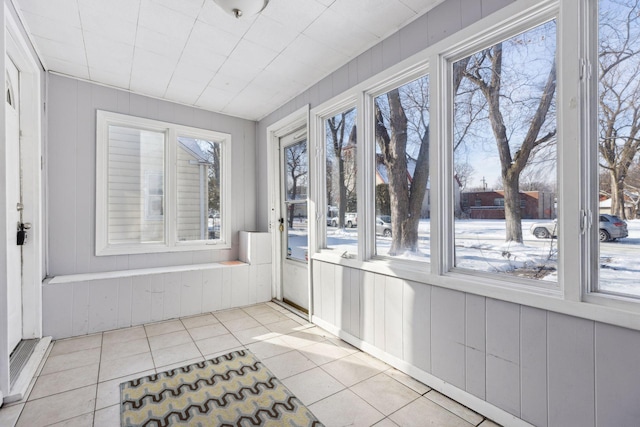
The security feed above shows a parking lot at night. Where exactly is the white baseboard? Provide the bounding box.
[312,316,532,427]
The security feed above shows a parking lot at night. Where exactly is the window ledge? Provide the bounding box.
[46,261,247,285]
[96,241,231,256]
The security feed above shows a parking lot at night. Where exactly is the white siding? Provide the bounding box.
[176,146,204,240]
[107,126,164,244]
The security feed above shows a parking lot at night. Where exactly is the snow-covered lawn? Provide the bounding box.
[293,218,640,297]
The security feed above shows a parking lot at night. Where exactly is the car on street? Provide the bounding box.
[327,212,358,228]
[530,214,628,241]
[376,216,392,237]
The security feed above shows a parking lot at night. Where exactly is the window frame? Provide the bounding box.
[364,63,432,264]
[307,0,640,330]
[96,110,231,256]
[581,0,640,312]
[312,96,361,257]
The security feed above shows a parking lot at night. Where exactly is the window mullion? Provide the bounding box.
[166,128,177,247]
[431,50,449,276]
[358,92,372,261]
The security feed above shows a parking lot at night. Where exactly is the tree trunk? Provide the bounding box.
[462,44,556,243]
[503,172,522,242]
[375,88,430,255]
[610,169,626,219]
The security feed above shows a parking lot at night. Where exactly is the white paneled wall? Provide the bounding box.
[43,232,273,340]
[43,261,272,340]
[46,74,256,276]
[311,260,640,427]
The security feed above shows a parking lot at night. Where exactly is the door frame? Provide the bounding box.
[1,6,43,398]
[266,105,311,316]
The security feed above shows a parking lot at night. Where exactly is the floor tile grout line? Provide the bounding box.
[91,332,105,425]
[5,303,500,427]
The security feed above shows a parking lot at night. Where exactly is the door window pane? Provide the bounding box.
[598,0,640,297]
[287,203,308,262]
[374,75,430,262]
[108,125,165,244]
[284,139,309,262]
[452,21,558,282]
[176,137,221,241]
[325,107,358,254]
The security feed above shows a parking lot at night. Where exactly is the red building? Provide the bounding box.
[461,190,555,219]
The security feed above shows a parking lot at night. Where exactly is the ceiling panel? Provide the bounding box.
[260,0,327,33]
[330,0,416,38]
[242,15,300,53]
[84,33,134,77]
[15,0,446,120]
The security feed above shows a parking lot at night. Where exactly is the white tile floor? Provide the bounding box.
[0,302,501,427]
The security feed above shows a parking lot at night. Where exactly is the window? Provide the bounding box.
[96,111,230,255]
[176,137,222,241]
[305,0,640,327]
[325,106,358,255]
[373,75,430,262]
[596,0,640,298]
[451,19,558,283]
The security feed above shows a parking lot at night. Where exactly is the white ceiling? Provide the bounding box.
[14,0,444,120]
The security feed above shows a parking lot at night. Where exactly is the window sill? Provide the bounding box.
[96,241,231,256]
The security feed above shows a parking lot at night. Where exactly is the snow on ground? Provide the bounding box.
[290,218,640,297]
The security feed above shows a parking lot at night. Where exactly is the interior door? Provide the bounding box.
[6,56,23,352]
[279,130,309,312]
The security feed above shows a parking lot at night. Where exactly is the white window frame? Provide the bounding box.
[363,63,432,265]
[580,0,640,313]
[307,0,640,330]
[96,111,231,255]
[435,1,561,292]
[311,96,361,257]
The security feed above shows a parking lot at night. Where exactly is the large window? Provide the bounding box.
[373,75,430,262]
[307,0,640,326]
[451,20,558,284]
[325,106,358,255]
[96,111,230,255]
[596,0,640,298]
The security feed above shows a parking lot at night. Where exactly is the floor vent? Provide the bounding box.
[10,339,38,388]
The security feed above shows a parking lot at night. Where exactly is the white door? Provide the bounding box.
[279,131,309,312]
[6,56,23,353]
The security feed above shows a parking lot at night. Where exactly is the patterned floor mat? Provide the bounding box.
[120,349,323,426]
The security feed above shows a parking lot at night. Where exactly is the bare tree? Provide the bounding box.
[455,22,557,243]
[599,0,640,219]
[454,162,475,192]
[375,76,432,254]
[285,141,307,227]
[326,109,356,228]
[375,90,428,254]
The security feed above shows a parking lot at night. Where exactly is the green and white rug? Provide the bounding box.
[120,349,323,426]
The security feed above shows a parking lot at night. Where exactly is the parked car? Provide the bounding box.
[598,214,628,241]
[345,212,357,228]
[327,212,358,228]
[530,214,628,241]
[376,216,392,237]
